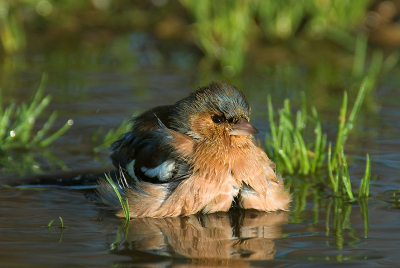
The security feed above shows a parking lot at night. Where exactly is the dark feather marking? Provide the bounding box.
[110,112,193,185]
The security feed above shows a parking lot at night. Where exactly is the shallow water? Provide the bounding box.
[1,34,400,267]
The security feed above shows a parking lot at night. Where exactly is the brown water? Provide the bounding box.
[1,33,400,267]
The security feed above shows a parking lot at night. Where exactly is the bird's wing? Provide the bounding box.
[110,115,191,185]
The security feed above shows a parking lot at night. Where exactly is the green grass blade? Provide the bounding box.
[104,174,130,219]
[47,219,54,228]
[352,33,367,78]
[327,143,338,194]
[343,77,369,139]
[28,111,57,147]
[311,106,322,173]
[295,110,302,130]
[279,112,295,174]
[19,76,50,143]
[59,217,64,228]
[0,88,2,114]
[267,95,278,146]
[300,91,307,129]
[39,119,73,147]
[368,49,383,76]
[359,154,371,197]
[0,102,15,142]
[332,91,347,167]
[294,130,310,174]
[29,73,48,114]
[283,99,292,120]
[278,147,294,174]
[93,117,131,152]
[125,198,130,222]
[318,133,328,168]
[340,147,354,200]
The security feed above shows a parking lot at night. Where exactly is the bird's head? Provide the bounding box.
[171,82,259,142]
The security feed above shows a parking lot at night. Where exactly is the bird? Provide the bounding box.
[98,81,291,218]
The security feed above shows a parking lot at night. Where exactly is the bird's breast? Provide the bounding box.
[187,137,276,195]
[188,139,253,183]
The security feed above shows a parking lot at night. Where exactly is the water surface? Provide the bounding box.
[1,33,400,267]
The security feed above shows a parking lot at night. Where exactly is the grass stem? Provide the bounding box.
[104,174,130,220]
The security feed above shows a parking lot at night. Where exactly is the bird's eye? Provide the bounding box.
[212,115,225,124]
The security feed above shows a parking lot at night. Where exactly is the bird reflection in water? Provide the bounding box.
[110,209,288,265]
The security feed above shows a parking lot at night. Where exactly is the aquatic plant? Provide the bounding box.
[263,34,378,242]
[0,73,73,150]
[266,77,371,199]
[47,216,66,242]
[92,117,132,153]
[265,32,382,200]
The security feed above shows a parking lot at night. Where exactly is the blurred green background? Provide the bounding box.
[1,0,399,76]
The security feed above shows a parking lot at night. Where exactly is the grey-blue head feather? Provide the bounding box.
[171,82,251,134]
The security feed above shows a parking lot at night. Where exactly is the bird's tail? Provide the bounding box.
[96,169,130,212]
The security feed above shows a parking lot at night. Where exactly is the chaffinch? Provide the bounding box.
[99,81,291,218]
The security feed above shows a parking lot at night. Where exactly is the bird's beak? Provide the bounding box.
[230,118,259,136]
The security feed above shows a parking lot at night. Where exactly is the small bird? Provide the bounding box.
[99,81,291,218]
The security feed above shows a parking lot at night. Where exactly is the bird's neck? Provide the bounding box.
[189,135,255,172]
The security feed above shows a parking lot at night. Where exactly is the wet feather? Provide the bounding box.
[99,81,291,218]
